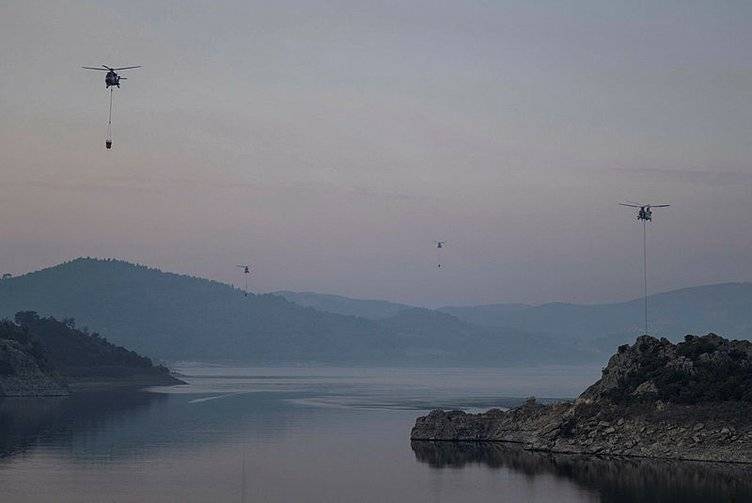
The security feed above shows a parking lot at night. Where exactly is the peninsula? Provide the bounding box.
[412,334,752,463]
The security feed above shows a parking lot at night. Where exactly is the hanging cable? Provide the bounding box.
[105,88,113,149]
[643,219,648,335]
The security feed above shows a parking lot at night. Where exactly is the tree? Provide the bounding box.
[14,311,40,325]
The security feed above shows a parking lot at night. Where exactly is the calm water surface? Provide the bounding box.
[0,365,750,502]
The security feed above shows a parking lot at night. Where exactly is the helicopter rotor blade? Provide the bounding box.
[102,65,114,70]
[618,203,641,208]
[649,204,670,208]
[82,66,109,71]
[112,66,141,71]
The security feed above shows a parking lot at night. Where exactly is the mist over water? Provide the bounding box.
[0,365,748,503]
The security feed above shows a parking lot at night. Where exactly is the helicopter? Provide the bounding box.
[619,201,670,336]
[618,202,670,222]
[82,65,141,88]
[434,241,446,268]
[82,65,141,149]
[236,265,252,296]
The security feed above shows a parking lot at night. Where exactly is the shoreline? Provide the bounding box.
[411,436,752,465]
[0,373,186,397]
[410,399,752,464]
[64,373,186,392]
[411,334,752,465]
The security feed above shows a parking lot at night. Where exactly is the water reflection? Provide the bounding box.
[411,441,752,503]
[0,392,166,459]
[1,367,749,502]
[0,389,317,464]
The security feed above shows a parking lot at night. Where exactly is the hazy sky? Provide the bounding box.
[1,1,751,306]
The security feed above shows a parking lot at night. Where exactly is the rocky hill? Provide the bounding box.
[412,333,752,463]
[0,312,182,396]
[0,321,68,396]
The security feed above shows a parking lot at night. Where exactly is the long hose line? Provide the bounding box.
[107,88,113,140]
[643,219,648,335]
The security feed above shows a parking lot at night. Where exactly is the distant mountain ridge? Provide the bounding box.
[3,258,747,366]
[0,258,579,365]
[437,303,533,324]
[271,284,752,354]
[272,290,414,320]
[439,283,752,351]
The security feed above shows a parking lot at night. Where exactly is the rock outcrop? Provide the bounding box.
[0,338,68,396]
[0,314,184,396]
[411,334,752,463]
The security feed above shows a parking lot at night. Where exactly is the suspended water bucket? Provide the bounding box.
[105,140,112,149]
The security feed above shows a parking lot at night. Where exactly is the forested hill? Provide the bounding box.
[272,290,414,320]
[0,259,383,362]
[0,311,180,395]
[0,258,582,365]
[12,311,175,380]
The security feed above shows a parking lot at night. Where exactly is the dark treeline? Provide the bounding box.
[609,334,752,405]
[3,311,171,378]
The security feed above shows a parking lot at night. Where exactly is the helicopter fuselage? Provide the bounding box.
[105,71,120,88]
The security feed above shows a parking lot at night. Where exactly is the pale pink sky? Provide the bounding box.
[1,1,751,306]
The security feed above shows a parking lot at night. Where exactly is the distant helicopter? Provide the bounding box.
[618,202,670,222]
[82,64,141,149]
[82,65,141,88]
[236,265,252,296]
[434,241,446,268]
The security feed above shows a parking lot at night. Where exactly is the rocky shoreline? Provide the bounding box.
[411,334,752,464]
[0,339,69,396]
[0,366,184,397]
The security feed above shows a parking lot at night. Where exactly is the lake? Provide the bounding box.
[1,365,751,502]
